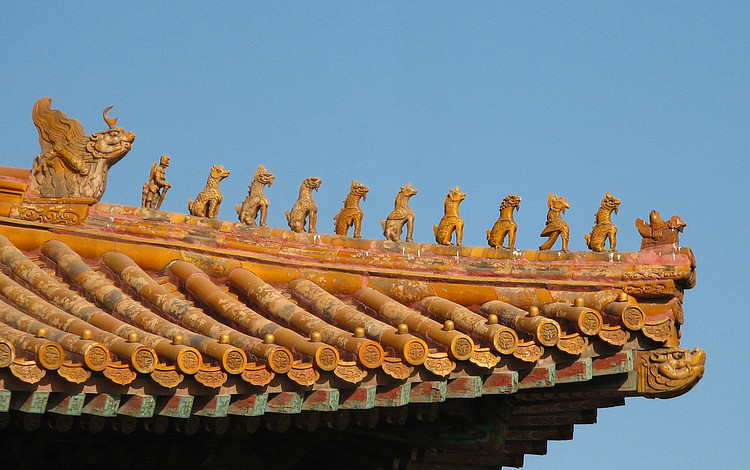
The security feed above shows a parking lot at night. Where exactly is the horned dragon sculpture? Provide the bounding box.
[29,97,135,201]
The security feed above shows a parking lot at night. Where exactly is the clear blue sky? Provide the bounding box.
[1,2,747,468]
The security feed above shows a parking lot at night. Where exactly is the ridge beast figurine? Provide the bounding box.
[236,165,275,227]
[584,191,620,252]
[635,210,686,249]
[381,182,418,242]
[486,194,521,250]
[29,97,135,201]
[286,177,322,233]
[188,165,230,219]
[141,155,171,210]
[333,180,369,238]
[433,186,466,246]
[539,193,570,251]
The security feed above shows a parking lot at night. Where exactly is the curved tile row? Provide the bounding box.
[0,234,670,392]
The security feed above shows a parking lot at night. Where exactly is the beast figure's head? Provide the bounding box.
[208,165,231,182]
[500,194,521,211]
[447,186,466,203]
[601,191,621,214]
[85,106,135,162]
[399,182,418,198]
[547,193,569,213]
[349,180,369,200]
[254,165,275,187]
[303,177,323,191]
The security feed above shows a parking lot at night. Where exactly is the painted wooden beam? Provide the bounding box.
[193,395,231,418]
[47,393,85,415]
[227,393,268,417]
[592,351,633,376]
[518,365,555,389]
[482,371,518,395]
[555,358,593,384]
[446,376,482,399]
[302,389,339,412]
[118,394,156,418]
[409,380,447,403]
[339,386,375,410]
[10,391,49,414]
[506,424,573,441]
[155,395,194,418]
[265,391,303,414]
[0,389,10,412]
[502,440,547,456]
[374,383,410,407]
[508,409,597,426]
[81,393,120,417]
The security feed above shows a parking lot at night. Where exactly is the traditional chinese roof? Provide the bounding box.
[0,99,705,469]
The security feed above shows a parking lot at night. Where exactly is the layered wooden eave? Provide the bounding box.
[0,196,705,468]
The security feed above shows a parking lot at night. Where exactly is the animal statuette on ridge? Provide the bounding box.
[434,186,466,246]
[635,210,686,250]
[381,182,418,242]
[29,97,135,201]
[486,194,521,250]
[539,193,570,251]
[141,155,171,210]
[333,180,369,238]
[236,165,275,227]
[584,191,620,252]
[188,165,230,219]
[286,177,322,233]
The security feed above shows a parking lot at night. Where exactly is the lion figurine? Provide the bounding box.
[188,165,231,219]
[584,191,620,252]
[286,177,322,233]
[236,165,275,227]
[333,180,369,238]
[486,194,521,249]
[381,182,418,242]
[433,186,466,246]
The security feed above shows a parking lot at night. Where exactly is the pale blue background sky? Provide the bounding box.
[1,2,747,468]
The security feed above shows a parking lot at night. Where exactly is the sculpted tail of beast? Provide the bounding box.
[29,97,135,201]
[433,186,466,246]
[381,182,418,242]
[486,194,521,249]
[333,180,369,238]
[188,165,230,219]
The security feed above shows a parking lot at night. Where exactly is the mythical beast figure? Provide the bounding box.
[539,193,570,251]
[333,180,369,238]
[433,186,466,246]
[584,191,620,252]
[635,210,686,250]
[381,182,418,242]
[286,177,322,233]
[486,194,521,250]
[188,165,230,219]
[236,165,275,227]
[29,97,135,201]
